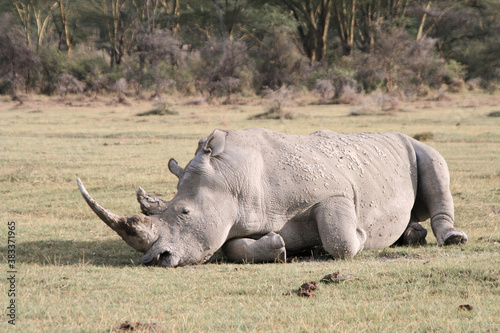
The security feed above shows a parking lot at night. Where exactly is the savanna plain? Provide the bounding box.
[0,93,499,332]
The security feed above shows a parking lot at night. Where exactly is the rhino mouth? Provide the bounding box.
[142,250,179,267]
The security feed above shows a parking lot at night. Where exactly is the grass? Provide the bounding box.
[1,93,499,332]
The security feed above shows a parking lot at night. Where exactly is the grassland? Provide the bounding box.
[1,93,499,332]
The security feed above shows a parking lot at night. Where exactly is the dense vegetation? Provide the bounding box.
[1,0,499,101]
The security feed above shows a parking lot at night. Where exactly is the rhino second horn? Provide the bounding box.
[168,158,184,178]
[77,178,159,253]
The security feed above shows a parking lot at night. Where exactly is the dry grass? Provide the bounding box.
[0,92,499,332]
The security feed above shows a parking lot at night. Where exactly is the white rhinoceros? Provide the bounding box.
[78,128,467,267]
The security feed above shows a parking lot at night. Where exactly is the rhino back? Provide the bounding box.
[224,128,418,249]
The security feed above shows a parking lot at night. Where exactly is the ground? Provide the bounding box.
[0,92,499,332]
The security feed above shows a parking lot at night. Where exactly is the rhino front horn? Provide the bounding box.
[77,178,159,253]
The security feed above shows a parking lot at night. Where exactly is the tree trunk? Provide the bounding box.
[14,2,32,49]
[171,0,180,38]
[332,0,357,56]
[213,0,229,40]
[284,0,332,62]
[57,0,73,55]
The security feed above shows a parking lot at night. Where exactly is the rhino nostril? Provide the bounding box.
[159,251,172,267]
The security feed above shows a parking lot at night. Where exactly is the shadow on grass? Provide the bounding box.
[0,239,142,267]
[4,239,477,268]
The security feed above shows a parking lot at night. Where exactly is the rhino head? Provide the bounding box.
[78,130,238,267]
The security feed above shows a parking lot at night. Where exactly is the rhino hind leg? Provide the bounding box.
[222,232,286,263]
[413,140,468,246]
[136,187,170,216]
[314,197,367,259]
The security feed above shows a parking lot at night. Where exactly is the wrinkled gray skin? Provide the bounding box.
[78,128,467,267]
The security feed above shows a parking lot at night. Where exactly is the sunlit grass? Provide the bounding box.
[0,94,499,332]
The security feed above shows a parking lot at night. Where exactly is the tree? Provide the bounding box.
[200,39,253,100]
[53,0,75,54]
[13,0,56,53]
[254,25,310,89]
[132,26,182,96]
[414,1,488,56]
[84,0,143,67]
[355,26,445,93]
[332,0,357,56]
[0,13,41,95]
[279,0,332,62]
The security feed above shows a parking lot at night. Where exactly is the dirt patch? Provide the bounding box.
[413,132,434,141]
[458,304,474,311]
[113,321,165,332]
[320,272,359,283]
[294,271,359,297]
[136,102,179,116]
[298,281,319,297]
[249,100,296,120]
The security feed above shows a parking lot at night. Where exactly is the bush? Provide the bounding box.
[128,27,183,97]
[314,79,335,99]
[308,60,363,103]
[174,51,201,95]
[249,99,296,120]
[199,39,255,100]
[0,13,41,96]
[254,26,311,91]
[38,47,68,95]
[63,53,115,95]
[56,73,85,96]
[354,27,449,96]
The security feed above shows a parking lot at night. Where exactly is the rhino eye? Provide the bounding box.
[181,207,191,215]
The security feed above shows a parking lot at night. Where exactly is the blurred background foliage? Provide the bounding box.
[0,0,498,100]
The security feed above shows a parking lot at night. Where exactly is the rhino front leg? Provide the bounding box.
[222,232,286,263]
[314,197,367,259]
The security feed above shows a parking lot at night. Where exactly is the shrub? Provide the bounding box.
[413,132,435,141]
[254,26,311,91]
[314,79,335,99]
[56,73,85,96]
[175,51,201,95]
[354,27,449,96]
[38,47,67,95]
[199,39,255,100]
[126,27,185,97]
[249,99,296,120]
[65,53,118,95]
[309,60,363,103]
[0,13,41,96]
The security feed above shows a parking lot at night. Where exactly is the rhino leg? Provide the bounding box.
[393,220,428,246]
[413,141,468,246]
[136,187,170,216]
[314,197,367,259]
[222,232,286,263]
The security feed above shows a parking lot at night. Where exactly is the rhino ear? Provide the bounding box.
[203,129,227,157]
[168,158,184,178]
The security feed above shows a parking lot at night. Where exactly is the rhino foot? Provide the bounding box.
[404,222,428,246]
[259,232,287,262]
[393,222,427,247]
[222,232,286,263]
[443,230,468,246]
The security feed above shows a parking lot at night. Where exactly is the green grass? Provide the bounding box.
[1,95,499,332]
